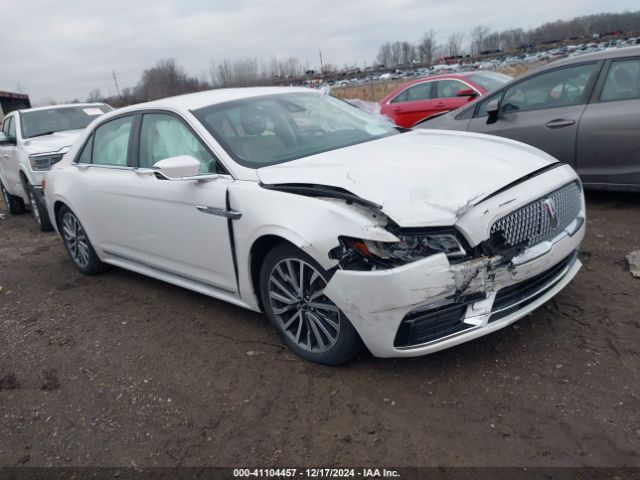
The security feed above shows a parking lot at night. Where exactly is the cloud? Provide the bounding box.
[1,0,637,102]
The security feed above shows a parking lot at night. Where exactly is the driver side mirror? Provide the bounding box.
[152,155,217,181]
[486,99,500,125]
[456,88,478,98]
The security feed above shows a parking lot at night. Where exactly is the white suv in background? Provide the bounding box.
[0,103,112,230]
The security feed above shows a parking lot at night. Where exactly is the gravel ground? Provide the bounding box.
[0,191,638,468]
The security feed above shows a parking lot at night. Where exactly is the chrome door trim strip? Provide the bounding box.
[102,248,237,294]
[195,205,242,219]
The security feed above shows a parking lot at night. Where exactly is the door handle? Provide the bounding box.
[392,107,402,112]
[435,102,445,107]
[545,119,575,129]
[195,205,242,220]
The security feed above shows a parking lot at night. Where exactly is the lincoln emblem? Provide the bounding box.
[543,198,559,228]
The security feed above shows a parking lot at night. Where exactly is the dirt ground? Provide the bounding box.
[0,191,638,468]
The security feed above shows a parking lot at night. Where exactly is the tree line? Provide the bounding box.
[376,10,640,67]
[81,10,640,106]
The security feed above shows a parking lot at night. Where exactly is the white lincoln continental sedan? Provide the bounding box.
[44,87,585,365]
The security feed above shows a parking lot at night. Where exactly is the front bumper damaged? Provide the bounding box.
[323,217,585,358]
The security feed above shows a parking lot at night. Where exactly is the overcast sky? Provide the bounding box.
[1,0,638,103]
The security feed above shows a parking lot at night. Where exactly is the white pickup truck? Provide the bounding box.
[0,103,111,230]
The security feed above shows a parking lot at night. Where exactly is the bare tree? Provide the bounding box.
[470,25,491,56]
[86,88,103,103]
[447,32,465,57]
[418,29,437,66]
[388,42,401,67]
[376,42,392,67]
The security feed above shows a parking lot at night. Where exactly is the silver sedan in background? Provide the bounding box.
[418,46,640,192]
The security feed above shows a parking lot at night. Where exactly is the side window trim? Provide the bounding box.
[129,114,142,168]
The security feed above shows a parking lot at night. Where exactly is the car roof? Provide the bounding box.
[398,71,485,85]
[18,103,108,114]
[116,86,315,115]
[536,45,640,71]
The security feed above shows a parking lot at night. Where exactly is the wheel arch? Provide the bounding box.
[248,234,301,311]
[18,169,31,196]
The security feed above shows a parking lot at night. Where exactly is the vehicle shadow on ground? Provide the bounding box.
[104,260,528,374]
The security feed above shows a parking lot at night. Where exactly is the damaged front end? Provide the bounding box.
[320,180,585,357]
[260,176,585,357]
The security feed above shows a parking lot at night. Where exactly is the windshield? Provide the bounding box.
[21,105,111,139]
[467,72,513,92]
[192,92,399,168]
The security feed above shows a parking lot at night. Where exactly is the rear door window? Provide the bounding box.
[391,82,432,103]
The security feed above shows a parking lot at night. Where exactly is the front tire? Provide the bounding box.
[0,179,25,215]
[259,244,362,365]
[57,205,107,275]
[27,184,53,232]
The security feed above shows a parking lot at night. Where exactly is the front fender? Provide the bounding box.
[229,181,397,309]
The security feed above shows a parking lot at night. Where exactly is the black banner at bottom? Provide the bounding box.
[0,467,638,480]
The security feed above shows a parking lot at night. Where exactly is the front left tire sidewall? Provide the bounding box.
[57,205,107,275]
[259,243,362,365]
[0,179,25,215]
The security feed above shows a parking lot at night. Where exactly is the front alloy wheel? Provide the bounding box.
[260,244,361,365]
[268,258,340,353]
[58,206,107,275]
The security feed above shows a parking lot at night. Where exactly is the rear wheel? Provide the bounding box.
[57,205,107,275]
[27,184,53,232]
[259,244,362,365]
[0,180,25,215]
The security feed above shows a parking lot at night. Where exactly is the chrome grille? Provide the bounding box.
[490,182,582,248]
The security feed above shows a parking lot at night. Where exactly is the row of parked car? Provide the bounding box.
[328,36,640,89]
[376,46,640,191]
[0,45,632,365]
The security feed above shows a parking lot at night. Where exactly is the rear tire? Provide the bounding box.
[0,179,25,215]
[57,205,107,275]
[259,243,362,365]
[27,183,53,232]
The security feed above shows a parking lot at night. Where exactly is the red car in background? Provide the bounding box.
[379,71,512,128]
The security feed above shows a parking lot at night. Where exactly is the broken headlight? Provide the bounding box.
[29,153,64,171]
[333,232,467,270]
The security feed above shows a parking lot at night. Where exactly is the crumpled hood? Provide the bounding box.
[23,129,84,155]
[257,129,557,227]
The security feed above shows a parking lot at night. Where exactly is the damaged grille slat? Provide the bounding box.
[490,182,581,248]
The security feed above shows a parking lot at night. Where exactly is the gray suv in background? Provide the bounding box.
[418,46,640,192]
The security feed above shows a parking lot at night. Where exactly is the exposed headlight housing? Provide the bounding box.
[333,231,468,270]
[29,153,64,171]
[368,233,467,262]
